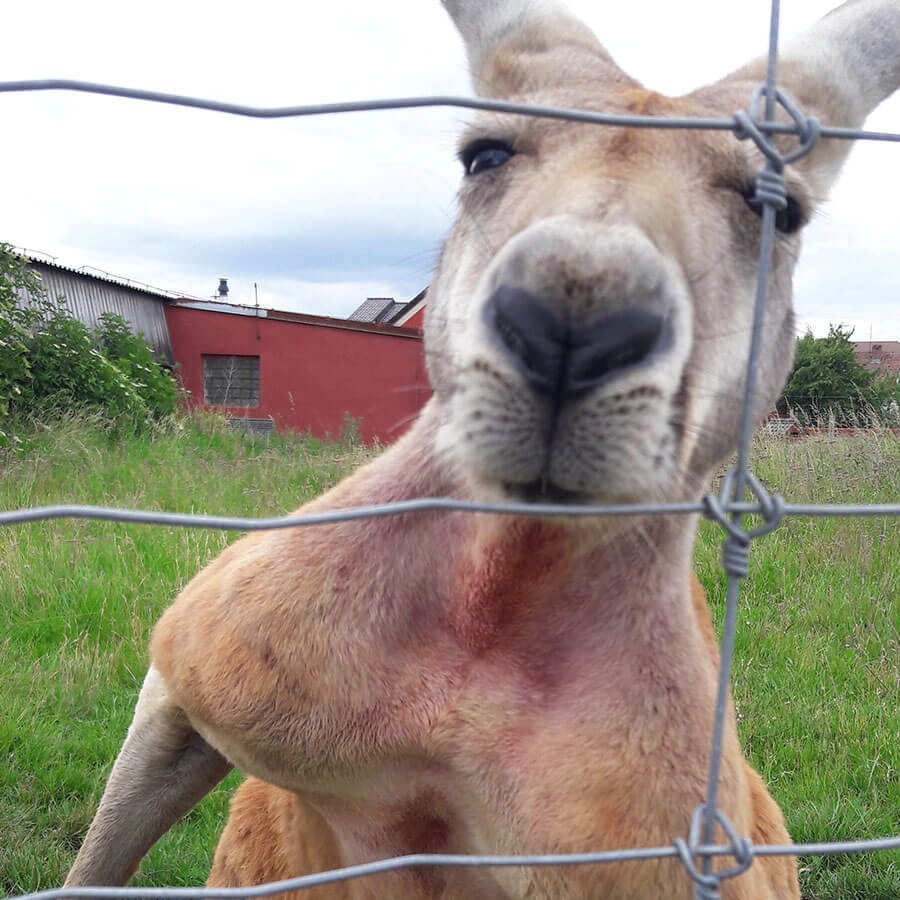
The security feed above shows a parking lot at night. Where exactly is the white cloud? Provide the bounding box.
[1,1,897,335]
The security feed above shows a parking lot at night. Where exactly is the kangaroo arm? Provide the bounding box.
[65,666,233,887]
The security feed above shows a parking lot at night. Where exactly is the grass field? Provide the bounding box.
[1,414,897,899]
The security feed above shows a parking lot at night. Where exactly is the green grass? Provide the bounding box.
[1,415,897,898]
[697,435,899,899]
[0,412,372,894]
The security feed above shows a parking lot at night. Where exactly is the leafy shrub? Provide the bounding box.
[23,312,149,420]
[0,243,180,446]
[95,313,178,417]
[0,246,54,420]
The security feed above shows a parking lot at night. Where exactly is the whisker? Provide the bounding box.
[386,409,426,436]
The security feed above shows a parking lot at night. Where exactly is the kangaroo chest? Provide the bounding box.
[191,581,718,851]
[261,644,721,900]
[163,522,725,896]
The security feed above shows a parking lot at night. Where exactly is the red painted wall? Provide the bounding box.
[403,306,426,329]
[165,305,430,444]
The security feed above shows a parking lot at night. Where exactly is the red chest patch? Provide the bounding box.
[447,519,573,654]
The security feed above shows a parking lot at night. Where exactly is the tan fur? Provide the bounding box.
[202,575,797,899]
[66,3,899,897]
[142,410,802,898]
[209,773,796,899]
[210,779,351,900]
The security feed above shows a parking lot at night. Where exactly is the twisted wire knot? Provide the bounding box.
[733,85,820,213]
[675,805,755,898]
[752,168,787,210]
[733,85,821,170]
[703,470,785,578]
[721,537,750,580]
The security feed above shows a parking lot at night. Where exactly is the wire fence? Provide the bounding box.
[2,0,899,897]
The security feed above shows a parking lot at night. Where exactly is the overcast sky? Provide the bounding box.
[1,1,898,339]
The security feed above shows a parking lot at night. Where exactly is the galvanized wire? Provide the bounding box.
[1,78,899,143]
[2,498,899,532]
[697,5,795,892]
[1,0,899,897]
[12,835,900,900]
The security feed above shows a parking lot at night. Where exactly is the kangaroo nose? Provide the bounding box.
[484,285,668,403]
[564,305,668,400]
[485,286,568,396]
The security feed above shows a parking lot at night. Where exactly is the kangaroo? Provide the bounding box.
[64,1,899,898]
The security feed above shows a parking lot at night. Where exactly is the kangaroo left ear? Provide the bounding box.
[440,0,635,97]
[719,0,900,198]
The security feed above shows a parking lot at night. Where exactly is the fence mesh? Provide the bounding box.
[2,0,898,897]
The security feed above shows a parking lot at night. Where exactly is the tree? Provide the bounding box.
[779,324,900,426]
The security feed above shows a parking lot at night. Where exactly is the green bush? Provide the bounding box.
[0,246,54,422]
[23,312,149,421]
[0,243,180,445]
[95,312,178,417]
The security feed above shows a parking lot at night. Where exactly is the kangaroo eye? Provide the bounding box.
[461,140,515,176]
[741,189,805,235]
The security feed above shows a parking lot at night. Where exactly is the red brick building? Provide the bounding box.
[165,300,430,443]
[852,340,900,377]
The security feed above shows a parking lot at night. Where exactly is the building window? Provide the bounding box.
[203,355,260,407]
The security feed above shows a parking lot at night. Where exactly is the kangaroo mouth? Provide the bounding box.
[502,478,588,505]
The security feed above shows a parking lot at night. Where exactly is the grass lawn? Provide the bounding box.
[1,414,897,899]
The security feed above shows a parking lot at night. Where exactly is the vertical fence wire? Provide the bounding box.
[697,3,784,892]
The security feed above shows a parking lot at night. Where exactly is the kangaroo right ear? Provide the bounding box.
[722,0,900,199]
[441,0,634,97]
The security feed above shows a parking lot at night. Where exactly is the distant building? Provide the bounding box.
[853,340,900,376]
[166,299,429,442]
[348,288,426,329]
[13,252,431,443]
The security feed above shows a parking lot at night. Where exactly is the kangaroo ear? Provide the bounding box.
[440,0,633,97]
[725,0,900,197]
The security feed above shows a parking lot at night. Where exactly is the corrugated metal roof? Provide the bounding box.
[19,259,175,363]
[19,253,188,300]
[13,253,425,362]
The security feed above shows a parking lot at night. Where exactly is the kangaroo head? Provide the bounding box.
[426,0,899,504]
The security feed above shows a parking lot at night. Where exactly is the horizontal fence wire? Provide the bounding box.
[14,836,900,900]
[2,1,899,897]
[1,499,899,531]
[1,79,900,143]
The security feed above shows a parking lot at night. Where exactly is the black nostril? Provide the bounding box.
[483,286,671,405]
[566,307,668,400]
[484,286,567,397]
